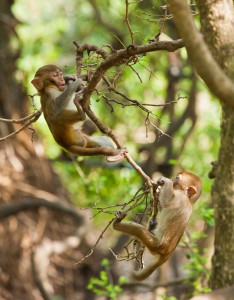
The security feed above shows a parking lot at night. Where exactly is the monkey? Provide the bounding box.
[31,64,127,162]
[113,171,202,281]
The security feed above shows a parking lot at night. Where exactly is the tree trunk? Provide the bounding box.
[196,0,234,289]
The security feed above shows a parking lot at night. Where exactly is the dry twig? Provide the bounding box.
[0,109,42,142]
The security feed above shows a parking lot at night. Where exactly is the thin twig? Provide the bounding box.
[125,0,135,44]
[0,109,41,124]
[0,111,42,142]
[75,218,114,265]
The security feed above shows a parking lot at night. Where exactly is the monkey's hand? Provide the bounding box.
[148,218,158,232]
[157,177,166,186]
[74,95,86,121]
[115,210,127,222]
[64,74,77,85]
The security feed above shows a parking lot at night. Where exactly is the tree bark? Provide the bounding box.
[196,0,234,289]
[167,0,234,107]
[167,0,234,289]
[168,0,234,289]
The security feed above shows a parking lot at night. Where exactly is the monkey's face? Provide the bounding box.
[49,69,66,91]
[173,171,202,203]
[31,66,66,93]
[172,172,183,189]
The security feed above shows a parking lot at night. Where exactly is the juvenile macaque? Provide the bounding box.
[113,171,202,281]
[31,64,126,162]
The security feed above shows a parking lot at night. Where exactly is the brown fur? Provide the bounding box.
[31,65,127,160]
[113,171,202,280]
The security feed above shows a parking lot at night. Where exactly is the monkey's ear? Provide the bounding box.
[186,186,197,198]
[31,77,43,91]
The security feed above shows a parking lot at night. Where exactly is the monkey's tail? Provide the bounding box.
[130,254,168,281]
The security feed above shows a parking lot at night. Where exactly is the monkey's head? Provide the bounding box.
[31,64,65,94]
[173,171,202,204]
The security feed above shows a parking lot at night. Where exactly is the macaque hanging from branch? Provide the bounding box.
[113,171,202,281]
[31,64,127,162]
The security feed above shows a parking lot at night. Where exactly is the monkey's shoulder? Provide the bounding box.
[45,87,62,98]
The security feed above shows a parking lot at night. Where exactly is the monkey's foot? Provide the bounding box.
[115,210,127,221]
[106,149,128,163]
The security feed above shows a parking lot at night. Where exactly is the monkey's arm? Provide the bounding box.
[54,79,83,115]
[113,211,160,251]
[64,74,88,84]
[63,74,77,84]
[158,177,175,207]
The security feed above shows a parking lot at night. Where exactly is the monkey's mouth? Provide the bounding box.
[60,84,66,91]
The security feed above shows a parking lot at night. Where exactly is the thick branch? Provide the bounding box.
[0,198,83,225]
[167,0,234,108]
[82,39,184,108]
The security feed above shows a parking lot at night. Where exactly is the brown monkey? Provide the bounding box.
[31,64,126,162]
[113,171,202,281]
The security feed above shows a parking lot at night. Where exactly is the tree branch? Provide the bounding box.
[167,0,234,107]
[73,40,184,188]
[77,39,184,109]
[0,198,83,225]
[0,109,42,142]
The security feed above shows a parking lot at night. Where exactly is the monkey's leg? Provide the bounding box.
[73,95,86,121]
[85,136,128,162]
[113,211,160,251]
[69,144,125,158]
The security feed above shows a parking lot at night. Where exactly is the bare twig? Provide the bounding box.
[150,5,168,42]
[0,110,42,142]
[0,109,41,124]
[75,218,114,265]
[76,186,150,264]
[124,0,135,44]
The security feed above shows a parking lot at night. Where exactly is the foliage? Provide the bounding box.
[87,259,128,300]
[184,232,212,295]
[54,159,142,209]
[11,0,221,298]
[158,296,178,300]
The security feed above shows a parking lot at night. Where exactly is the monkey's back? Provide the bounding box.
[156,195,192,255]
